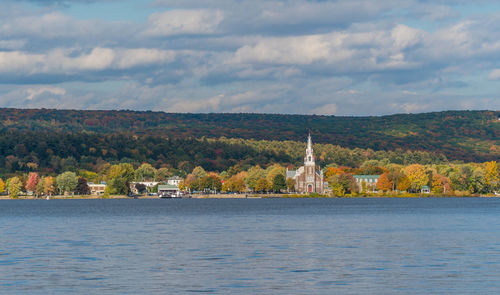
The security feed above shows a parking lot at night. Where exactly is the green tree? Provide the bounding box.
[78,170,99,183]
[245,165,265,191]
[266,164,285,185]
[286,178,296,192]
[56,172,78,194]
[104,163,135,195]
[271,173,286,192]
[469,167,486,194]
[157,168,172,181]
[6,177,22,198]
[135,163,157,182]
[36,178,45,197]
[192,166,207,179]
[329,173,356,197]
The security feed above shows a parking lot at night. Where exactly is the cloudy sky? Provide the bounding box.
[0,0,499,115]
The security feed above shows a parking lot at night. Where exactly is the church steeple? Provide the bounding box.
[304,133,315,166]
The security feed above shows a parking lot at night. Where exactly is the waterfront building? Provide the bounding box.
[286,134,324,193]
[353,175,380,192]
[158,184,180,196]
[88,182,106,195]
[167,176,182,186]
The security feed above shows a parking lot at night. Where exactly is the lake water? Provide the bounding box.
[1,198,500,294]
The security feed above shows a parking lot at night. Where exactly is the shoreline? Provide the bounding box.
[1,193,498,200]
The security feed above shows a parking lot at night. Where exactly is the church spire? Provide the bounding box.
[307,133,312,152]
[304,133,315,166]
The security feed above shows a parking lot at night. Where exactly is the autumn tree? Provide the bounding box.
[75,178,90,195]
[200,173,222,192]
[325,166,345,181]
[222,172,247,193]
[255,178,270,192]
[185,166,208,191]
[0,178,4,194]
[404,164,428,192]
[376,173,392,192]
[25,172,38,193]
[6,177,22,198]
[484,161,499,192]
[178,180,187,191]
[43,176,55,196]
[396,175,410,192]
[431,173,451,194]
[387,164,405,191]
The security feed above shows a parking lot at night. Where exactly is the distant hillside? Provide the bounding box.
[0,108,498,162]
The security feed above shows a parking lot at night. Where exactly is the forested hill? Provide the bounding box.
[0,108,498,162]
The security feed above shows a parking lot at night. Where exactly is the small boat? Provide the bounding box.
[46,195,50,200]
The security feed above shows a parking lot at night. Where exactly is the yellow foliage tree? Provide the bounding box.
[255,178,270,192]
[404,164,428,192]
[0,178,4,194]
[43,176,55,196]
[222,172,247,192]
[484,161,499,191]
[397,175,410,192]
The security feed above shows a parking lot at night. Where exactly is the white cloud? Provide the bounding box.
[391,24,424,49]
[145,9,224,36]
[0,47,176,74]
[232,26,422,72]
[26,86,66,100]
[234,34,338,65]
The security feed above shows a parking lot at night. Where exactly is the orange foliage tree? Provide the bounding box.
[376,173,393,192]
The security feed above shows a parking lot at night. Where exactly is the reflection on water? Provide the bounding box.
[1,198,500,294]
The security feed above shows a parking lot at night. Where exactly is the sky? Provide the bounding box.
[0,0,499,115]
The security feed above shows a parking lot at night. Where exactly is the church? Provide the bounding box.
[286,134,324,193]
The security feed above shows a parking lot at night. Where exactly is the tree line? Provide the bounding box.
[0,108,498,162]
[2,160,497,198]
[0,129,454,178]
